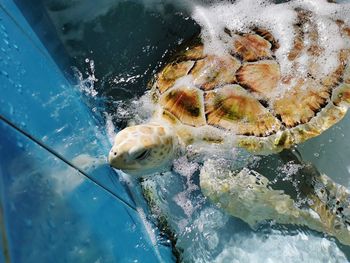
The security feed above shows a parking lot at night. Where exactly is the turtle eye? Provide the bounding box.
[134,149,150,161]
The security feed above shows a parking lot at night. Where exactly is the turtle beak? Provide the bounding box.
[108,148,122,169]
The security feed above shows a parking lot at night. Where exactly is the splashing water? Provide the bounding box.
[73,58,99,97]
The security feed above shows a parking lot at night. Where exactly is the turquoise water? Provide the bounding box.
[29,0,350,262]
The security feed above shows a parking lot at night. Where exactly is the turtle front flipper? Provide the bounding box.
[199,157,350,246]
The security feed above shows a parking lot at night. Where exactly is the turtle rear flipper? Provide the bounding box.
[200,158,350,246]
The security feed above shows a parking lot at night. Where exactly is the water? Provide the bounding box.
[41,0,350,262]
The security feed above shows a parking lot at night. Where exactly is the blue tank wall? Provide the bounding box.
[0,1,173,262]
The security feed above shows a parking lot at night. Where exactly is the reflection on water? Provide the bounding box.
[42,0,350,261]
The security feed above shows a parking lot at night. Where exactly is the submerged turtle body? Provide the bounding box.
[150,14,350,154]
[109,8,350,247]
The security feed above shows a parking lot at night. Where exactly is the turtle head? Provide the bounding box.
[108,123,178,176]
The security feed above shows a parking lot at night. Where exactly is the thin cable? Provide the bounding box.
[0,114,136,211]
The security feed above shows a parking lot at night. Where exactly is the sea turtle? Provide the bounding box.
[109,9,350,245]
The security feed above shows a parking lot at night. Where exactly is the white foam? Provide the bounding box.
[190,0,350,96]
[172,156,200,220]
[71,154,106,171]
[109,92,156,128]
[49,154,105,196]
[214,232,348,263]
[277,161,304,178]
[192,0,297,63]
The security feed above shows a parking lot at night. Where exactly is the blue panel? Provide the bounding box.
[0,120,164,263]
[0,0,48,55]
[0,2,134,206]
[10,0,73,76]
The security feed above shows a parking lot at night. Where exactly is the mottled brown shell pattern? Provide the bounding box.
[151,10,350,142]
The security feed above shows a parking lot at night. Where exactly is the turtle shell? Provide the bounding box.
[150,11,350,152]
